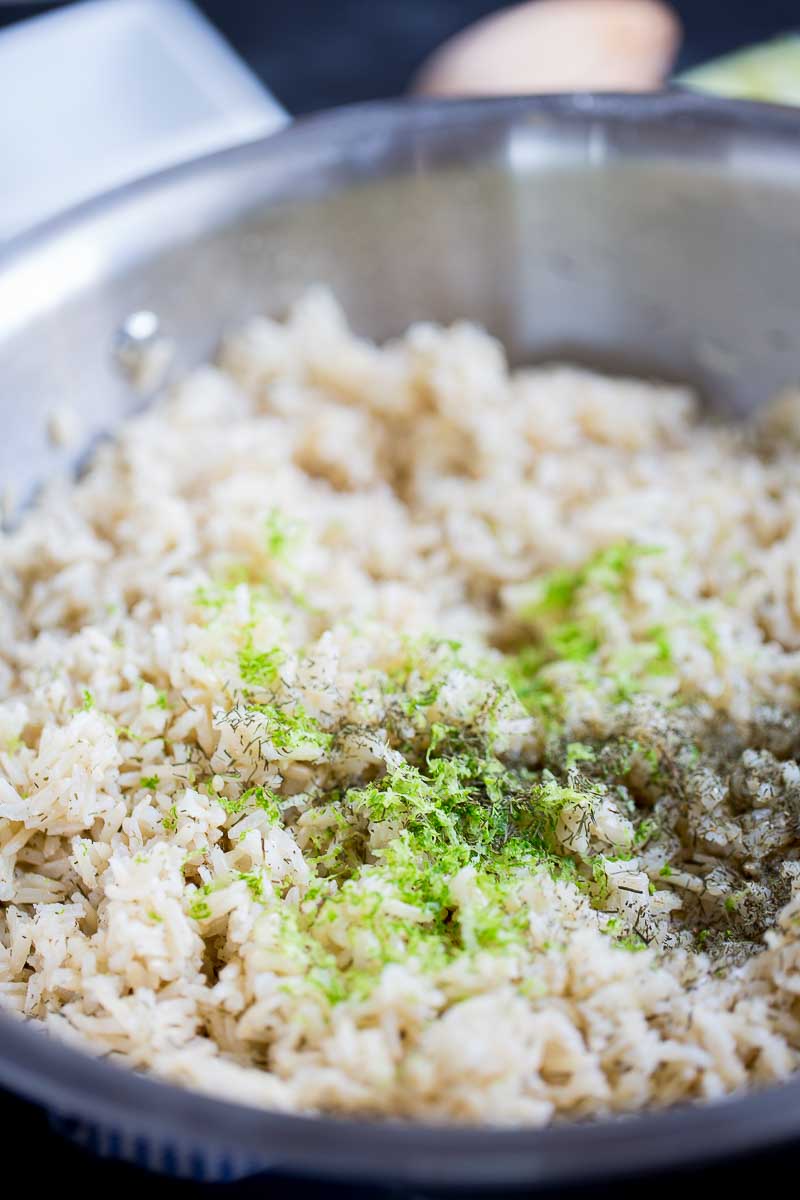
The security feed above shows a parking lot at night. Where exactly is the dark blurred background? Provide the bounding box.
[1,0,800,1194]
[0,0,799,113]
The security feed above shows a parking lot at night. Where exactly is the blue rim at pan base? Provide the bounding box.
[4,1004,800,1187]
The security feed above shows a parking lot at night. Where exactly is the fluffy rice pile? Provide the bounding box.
[3,288,800,1124]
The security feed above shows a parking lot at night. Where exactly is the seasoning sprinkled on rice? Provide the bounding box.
[3,288,800,1123]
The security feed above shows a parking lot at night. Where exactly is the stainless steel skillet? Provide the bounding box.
[3,0,800,1188]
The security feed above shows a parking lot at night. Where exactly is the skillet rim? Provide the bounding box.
[3,89,800,1186]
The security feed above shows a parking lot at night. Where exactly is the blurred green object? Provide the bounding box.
[679,35,800,105]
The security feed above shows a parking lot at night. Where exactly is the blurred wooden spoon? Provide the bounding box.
[414,0,681,97]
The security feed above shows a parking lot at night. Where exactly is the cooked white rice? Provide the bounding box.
[3,288,800,1124]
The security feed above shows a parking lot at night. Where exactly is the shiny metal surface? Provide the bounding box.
[3,93,800,521]
[3,92,800,1184]
[0,0,285,243]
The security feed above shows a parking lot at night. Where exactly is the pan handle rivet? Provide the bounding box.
[113,310,174,394]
